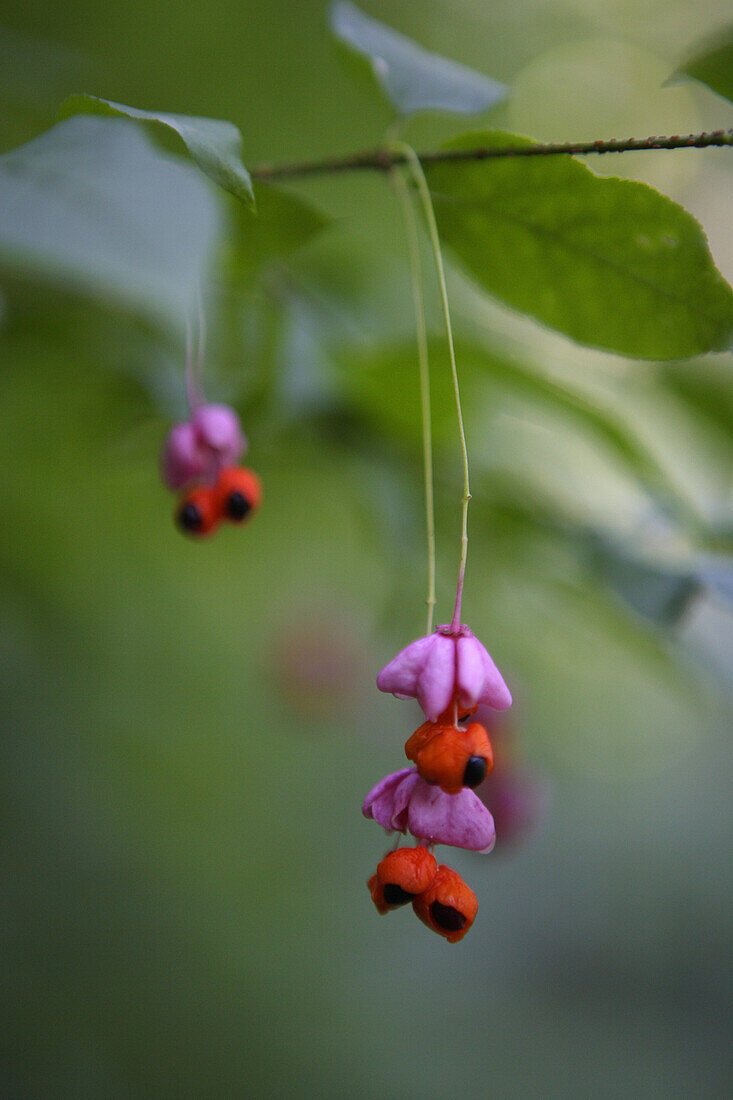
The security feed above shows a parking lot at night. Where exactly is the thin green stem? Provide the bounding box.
[185,314,198,412]
[194,278,206,406]
[390,165,436,635]
[391,141,470,633]
[186,281,206,411]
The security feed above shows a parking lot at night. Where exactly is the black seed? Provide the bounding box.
[178,502,202,532]
[226,491,251,521]
[463,755,487,788]
[430,901,466,932]
[383,883,415,907]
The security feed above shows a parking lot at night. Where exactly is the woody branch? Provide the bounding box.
[249,129,733,182]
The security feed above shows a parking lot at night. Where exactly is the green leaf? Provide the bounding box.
[330,1,507,117]
[586,532,701,625]
[0,115,221,329]
[59,93,254,206]
[333,337,479,448]
[426,130,733,359]
[701,558,733,603]
[679,27,733,102]
[660,355,733,442]
[467,346,669,487]
[334,335,661,476]
[225,182,329,287]
[588,536,733,623]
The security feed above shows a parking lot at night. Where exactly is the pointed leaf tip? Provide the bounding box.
[59,94,254,207]
[677,27,733,103]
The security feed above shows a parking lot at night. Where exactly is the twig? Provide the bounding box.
[249,130,733,182]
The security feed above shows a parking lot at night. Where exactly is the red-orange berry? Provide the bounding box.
[412,864,478,943]
[368,846,438,915]
[216,466,262,523]
[176,486,222,537]
[405,719,493,794]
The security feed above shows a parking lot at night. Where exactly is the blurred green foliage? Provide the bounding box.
[0,115,220,330]
[0,1,731,1096]
[331,0,509,116]
[681,26,733,102]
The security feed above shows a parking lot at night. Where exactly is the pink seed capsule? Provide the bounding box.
[191,404,247,465]
[161,421,201,491]
[161,404,247,491]
[376,624,512,721]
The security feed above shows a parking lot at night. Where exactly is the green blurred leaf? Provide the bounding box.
[679,27,733,102]
[426,130,733,359]
[334,337,476,447]
[225,182,329,287]
[586,532,701,625]
[59,93,254,206]
[660,355,733,441]
[0,26,93,112]
[330,1,507,116]
[465,345,679,497]
[0,114,221,328]
[588,535,733,623]
[336,335,694,520]
[699,557,733,603]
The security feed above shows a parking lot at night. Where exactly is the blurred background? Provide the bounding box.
[1,1,731,1095]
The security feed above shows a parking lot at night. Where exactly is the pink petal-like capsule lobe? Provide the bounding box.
[192,404,246,465]
[376,632,454,721]
[455,630,512,712]
[376,635,435,701]
[161,421,202,490]
[389,771,422,833]
[376,624,511,720]
[415,633,457,722]
[407,782,495,853]
[362,767,419,833]
[362,767,495,852]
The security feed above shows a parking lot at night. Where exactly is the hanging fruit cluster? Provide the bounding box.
[363,623,512,942]
[161,403,261,537]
